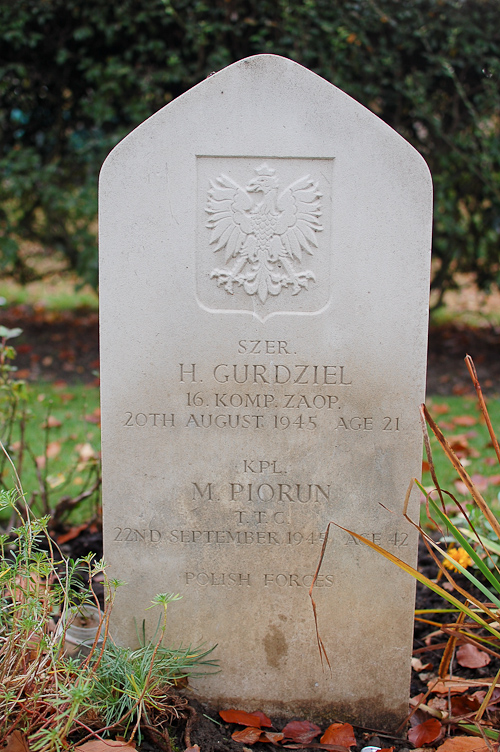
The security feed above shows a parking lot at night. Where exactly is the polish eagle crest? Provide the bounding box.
[205,163,323,304]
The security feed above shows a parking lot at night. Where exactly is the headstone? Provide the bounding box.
[99,55,432,731]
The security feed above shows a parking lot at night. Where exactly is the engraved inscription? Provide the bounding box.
[186,414,264,429]
[383,417,400,431]
[206,163,322,303]
[190,481,331,503]
[122,360,402,434]
[264,573,333,587]
[124,412,175,427]
[123,411,400,432]
[113,527,161,542]
[238,339,291,354]
[183,572,334,587]
[228,483,331,503]
[210,364,351,385]
[185,572,251,586]
[243,460,285,473]
[343,531,409,547]
[111,525,410,550]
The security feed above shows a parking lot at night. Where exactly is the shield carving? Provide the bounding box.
[196,156,333,321]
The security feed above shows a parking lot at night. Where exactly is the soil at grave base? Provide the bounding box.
[3,303,500,394]
[178,702,411,752]
[56,528,499,752]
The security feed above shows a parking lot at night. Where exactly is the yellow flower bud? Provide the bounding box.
[443,545,472,571]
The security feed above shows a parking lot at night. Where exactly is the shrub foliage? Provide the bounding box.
[1,0,499,299]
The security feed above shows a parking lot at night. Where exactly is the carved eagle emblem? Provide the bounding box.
[205,163,323,303]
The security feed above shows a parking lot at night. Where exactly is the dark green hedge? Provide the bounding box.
[1,0,499,301]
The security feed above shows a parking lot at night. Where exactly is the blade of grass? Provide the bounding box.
[457,528,500,556]
[309,521,332,670]
[439,609,466,678]
[437,484,500,581]
[465,355,500,466]
[428,539,500,611]
[335,525,500,640]
[476,667,500,722]
[422,404,500,540]
[458,724,500,741]
[403,494,500,622]
[421,490,500,604]
[419,406,445,508]
[440,627,500,655]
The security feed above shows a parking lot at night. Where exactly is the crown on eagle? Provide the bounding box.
[254,163,276,177]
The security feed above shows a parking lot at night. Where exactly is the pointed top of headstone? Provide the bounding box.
[102,54,431,180]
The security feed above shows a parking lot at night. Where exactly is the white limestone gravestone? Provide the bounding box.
[99,55,432,730]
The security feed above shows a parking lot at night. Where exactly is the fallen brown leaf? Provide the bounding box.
[454,416,477,427]
[320,723,356,747]
[457,644,491,669]
[472,687,500,706]
[408,718,443,746]
[431,403,450,415]
[430,678,479,694]
[450,695,481,716]
[5,731,30,752]
[409,707,436,727]
[448,435,480,459]
[412,658,433,672]
[231,727,262,744]
[75,739,136,752]
[220,709,263,727]
[85,407,101,425]
[282,720,322,744]
[410,693,427,705]
[437,737,489,752]
[427,697,448,713]
[469,474,490,492]
[253,710,273,728]
[259,731,285,745]
[76,442,96,461]
[46,440,61,459]
[449,437,471,457]
[43,415,62,428]
[56,523,90,545]
[47,472,65,489]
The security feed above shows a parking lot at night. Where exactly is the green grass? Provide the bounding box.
[0,277,98,311]
[430,305,500,329]
[422,395,500,518]
[1,381,100,523]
